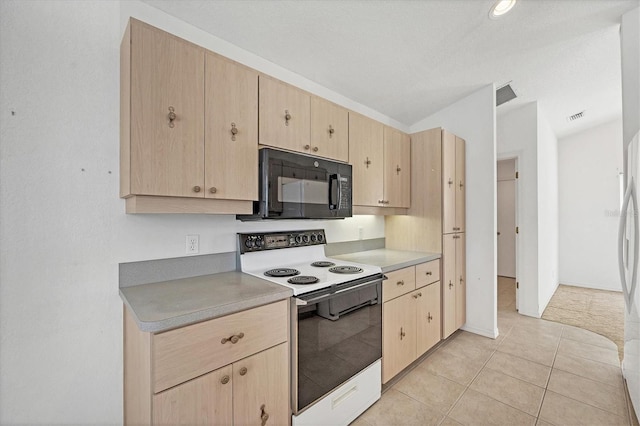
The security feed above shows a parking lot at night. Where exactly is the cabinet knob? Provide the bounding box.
[313,146,319,152]
[168,106,176,128]
[193,186,201,193]
[378,200,384,204]
[285,109,291,126]
[304,144,310,150]
[221,332,244,344]
[210,187,217,194]
[448,178,453,186]
[230,122,238,141]
[396,165,401,175]
[427,312,433,322]
[400,327,406,340]
[260,404,269,426]
[220,375,230,385]
[426,271,432,276]
[328,125,335,138]
[365,157,372,168]
[412,292,422,299]
[397,280,404,286]
[239,367,248,376]
[449,281,454,289]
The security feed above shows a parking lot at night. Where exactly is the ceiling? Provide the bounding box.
[142,0,639,138]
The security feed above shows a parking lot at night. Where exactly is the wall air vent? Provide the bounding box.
[567,110,586,122]
[496,83,517,106]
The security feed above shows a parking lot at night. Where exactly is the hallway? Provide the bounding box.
[353,278,630,425]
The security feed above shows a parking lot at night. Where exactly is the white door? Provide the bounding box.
[497,179,516,277]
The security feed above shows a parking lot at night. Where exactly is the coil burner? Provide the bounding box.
[329,266,364,274]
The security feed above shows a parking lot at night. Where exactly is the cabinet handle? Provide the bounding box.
[427,312,433,322]
[168,106,176,128]
[449,280,453,289]
[313,146,319,152]
[328,125,335,138]
[260,404,269,426]
[365,157,372,168]
[453,227,460,231]
[412,292,422,299]
[304,144,310,150]
[396,165,401,175]
[397,280,405,286]
[210,187,217,194]
[221,332,244,344]
[239,367,248,376]
[378,200,384,204]
[460,277,464,285]
[448,178,453,186]
[459,181,464,189]
[400,327,406,340]
[230,122,238,141]
[426,271,433,276]
[220,375,230,385]
[285,109,291,126]
[193,186,201,193]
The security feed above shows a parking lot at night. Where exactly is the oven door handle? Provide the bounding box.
[294,275,386,306]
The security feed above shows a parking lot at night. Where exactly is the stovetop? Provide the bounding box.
[238,230,382,296]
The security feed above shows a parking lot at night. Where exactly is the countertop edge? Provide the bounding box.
[380,253,441,273]
[120,288,293,333]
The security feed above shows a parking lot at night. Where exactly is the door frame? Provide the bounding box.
[497,153,521,313]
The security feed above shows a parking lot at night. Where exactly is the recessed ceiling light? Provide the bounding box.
[489,0,517,19]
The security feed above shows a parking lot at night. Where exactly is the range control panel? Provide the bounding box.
[238,230,326,253]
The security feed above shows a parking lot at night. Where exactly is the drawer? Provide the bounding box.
[383,267,416,302]
[416,260,440,287]
[152,299,288,393]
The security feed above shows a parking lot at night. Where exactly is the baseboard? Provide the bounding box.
[559,281,623,293]
[461,324,499,339]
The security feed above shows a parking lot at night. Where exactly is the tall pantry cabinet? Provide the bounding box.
[386,127,466,339]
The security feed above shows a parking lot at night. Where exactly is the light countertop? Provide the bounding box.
[120,271,292,333]
[332,248,441,273]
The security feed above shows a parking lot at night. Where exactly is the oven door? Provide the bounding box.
[291,276,383,414]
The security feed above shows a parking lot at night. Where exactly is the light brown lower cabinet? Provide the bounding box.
[153,344,288,426]
[443,232,466,339]
[124,300,290,425]
[382,263,441,384]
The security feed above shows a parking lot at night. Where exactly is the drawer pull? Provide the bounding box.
[400,327,406,340]
[220,375,230,385]
[426,271,433,276]
[397,280,405,286]
[260,404,269,426]
[221,332,245,344]
[427,312,433,322]
[239,367,248,376]
[449,281,454,289]
[412,292,422,299]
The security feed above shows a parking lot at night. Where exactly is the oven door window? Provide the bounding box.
[296,283,382,412]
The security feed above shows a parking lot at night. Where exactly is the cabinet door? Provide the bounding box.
[349,112,384,206]
[152,365,232,425]
[442,234,457,338]
[455,136,466,232]
[205,52,258,201]
[416,282,441,356]
[455,233,466,330]
[382,293,416,383]
[130,21,205,197]
[233,343,289,426]
[311,97,349,162]
[442,130,457,233]
[259,75,310,153]
[384,127,411,208]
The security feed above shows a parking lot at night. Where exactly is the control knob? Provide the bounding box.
[302,235,310,243]
[254,239,263,248]
[244,239,255,249]
[310,234,317,242]
[317,234,324,242]
[295,235,303,244]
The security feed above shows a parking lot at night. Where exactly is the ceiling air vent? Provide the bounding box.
[567,110,586,122]
[496,84,517,107]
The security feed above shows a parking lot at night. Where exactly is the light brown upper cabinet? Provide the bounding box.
[349,112,384,206]
[123,19,205,199]
[205,52,258,202]
[349,113,410,211]
[258,75,311,154]
[383,126,411,208]
[310,96,349,162]
[443,131,466,233]
[121,19,255,214]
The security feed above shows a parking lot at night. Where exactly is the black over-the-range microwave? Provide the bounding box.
[237,148,352,220]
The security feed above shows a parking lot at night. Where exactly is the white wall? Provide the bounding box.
[537,108,560,312]
[558,119,624,291]
[497,103,540,317]
[410,84,498,339]
[0,1,392,423]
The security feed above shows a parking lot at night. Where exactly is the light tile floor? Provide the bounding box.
[352,277,630,426]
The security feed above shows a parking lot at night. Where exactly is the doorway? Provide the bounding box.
[497,159,517,312]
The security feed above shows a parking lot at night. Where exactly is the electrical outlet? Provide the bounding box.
[186,235,199,254]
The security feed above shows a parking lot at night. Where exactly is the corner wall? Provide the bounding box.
[410,84,498,338]
[558,119,624,291]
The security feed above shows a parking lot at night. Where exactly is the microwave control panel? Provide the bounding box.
[238,229,326,253]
